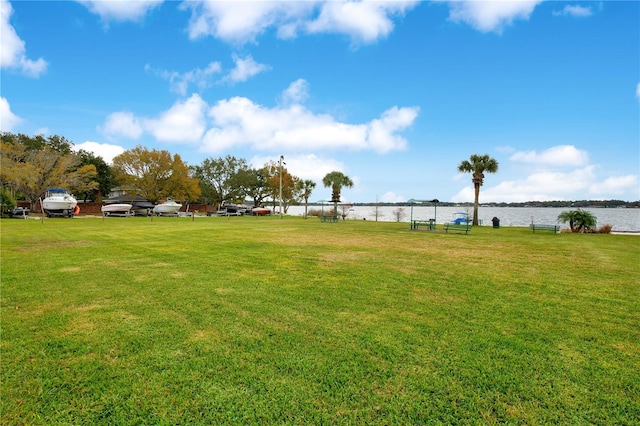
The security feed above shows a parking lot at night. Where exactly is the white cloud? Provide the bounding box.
[0,96,23,131]
[510,145,589,167]
[367,106,418,153]
[452,165,599,203]
[102,96,208,143]
[223,54,270,84]
[281,79,310,105]
[381,191,406,203]
[306,1,418,45]
[101,111,143,139]
[202,95,417,154]
[453,144,639,202]
[0,0,48,77]
[101,82,417,152]
[589,175,639,197]
[76,0,163,22]
[440,0,542,33]
[74,141,125,164]
[553,5,593,18]
[181,1,310,44]
[143,94,208,143]
[250,153,345,184]
[181,0,418,45]
[146,62,222,96]
[147,55,267,93]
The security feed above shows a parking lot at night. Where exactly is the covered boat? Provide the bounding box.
[452,212,472,225]
[42,188,77,217]
[102,194,154,216]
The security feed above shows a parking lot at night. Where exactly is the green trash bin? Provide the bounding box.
[492,217,500,228]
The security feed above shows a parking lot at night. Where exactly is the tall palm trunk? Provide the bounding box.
[473,181,481,226]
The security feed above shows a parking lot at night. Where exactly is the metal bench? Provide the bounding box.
[530,224,559,233]
[444,222,472,234]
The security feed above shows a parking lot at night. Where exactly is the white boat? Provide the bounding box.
[42,188,78,217]
[101,203,133,216]
[153,199,182,216]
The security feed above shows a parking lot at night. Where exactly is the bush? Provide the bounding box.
[306,208,324,218]
[597,224,613,234]
[0,187,17,213]
[557,209,597,233]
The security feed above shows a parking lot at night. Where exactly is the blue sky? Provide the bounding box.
[2,0,638,203]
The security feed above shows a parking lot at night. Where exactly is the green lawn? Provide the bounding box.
[1,216,639,424]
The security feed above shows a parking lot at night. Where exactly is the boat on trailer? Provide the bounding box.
[153,199,182,216]
[101,203,133,216]
[252,207,271,216]
[215,202,252,216]
[42,188,78,217]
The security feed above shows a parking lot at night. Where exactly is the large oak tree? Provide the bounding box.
[111,146,200,203]
[1,133,97,209]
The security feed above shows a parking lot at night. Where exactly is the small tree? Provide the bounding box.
[0,187,16,212]
[558,209,597,233]
[392,207,406,222]
[296,179,316,219]
[322,171,353,219]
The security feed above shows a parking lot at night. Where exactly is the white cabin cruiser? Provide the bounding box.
[42,188,78,217]
[153,199,182,216]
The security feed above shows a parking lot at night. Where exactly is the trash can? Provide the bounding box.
[492,217,500,228]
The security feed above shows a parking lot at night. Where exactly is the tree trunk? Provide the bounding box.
[473,182,480,226]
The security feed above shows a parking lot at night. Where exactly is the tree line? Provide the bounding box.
[0,132,320,213]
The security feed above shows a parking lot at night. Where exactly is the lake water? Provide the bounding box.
[285,205,640,232]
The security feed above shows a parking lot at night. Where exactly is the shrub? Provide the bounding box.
[597,224,613,234]
[557,209,597,233]
[0,187,16,213]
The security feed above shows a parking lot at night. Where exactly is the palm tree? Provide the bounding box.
[558,209,597,233]
[322,171,353,219]
[296,179,316,219]
[457,154,499,226]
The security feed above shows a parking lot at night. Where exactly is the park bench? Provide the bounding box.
[530,224,559,233]
[444,222,472,234]
[321,215,338,223]
[411,219,435,230]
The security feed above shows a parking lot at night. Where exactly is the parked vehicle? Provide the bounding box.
[7,207,29,218]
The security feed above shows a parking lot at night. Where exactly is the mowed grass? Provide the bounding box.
[1,216,639,424]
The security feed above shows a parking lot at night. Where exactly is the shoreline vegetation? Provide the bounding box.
[2,217,639,424]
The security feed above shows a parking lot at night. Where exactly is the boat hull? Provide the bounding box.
[102,204,133,216]
[43,200,77,211]
[252,207,271,216]
[153,201,182,216]
[42,189,78,217]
